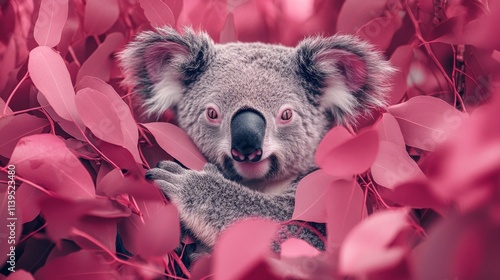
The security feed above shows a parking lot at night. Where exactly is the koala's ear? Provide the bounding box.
[119,27,214,117]
[296,35,395,125]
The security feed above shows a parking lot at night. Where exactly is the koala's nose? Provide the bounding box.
[230,109,266,162]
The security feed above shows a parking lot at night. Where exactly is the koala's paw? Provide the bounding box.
[145,161,224,206]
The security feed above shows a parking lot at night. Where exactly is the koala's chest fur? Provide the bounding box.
[120,27,393,252]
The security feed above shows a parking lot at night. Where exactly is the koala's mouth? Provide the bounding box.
[222,155,279,181]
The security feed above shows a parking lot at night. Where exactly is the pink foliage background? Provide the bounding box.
[1,0,500,279]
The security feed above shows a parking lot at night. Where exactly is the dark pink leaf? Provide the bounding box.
[17,183,43,223]
[375,113,405,149]
[316,126,379,177]
[84,0,119,35]
[339,209,411,276]
[281,238,321,258]
[143,122,206,171]
[119,200,180,258]
[33,0,69,47]
[371,141,426,189]
[9,134,95,200]
[139,0,176,28]
[388,45,414,105]
[213,219,278,280]
[76,77,140,162]
[326,179,366,248]
[337,0,390,34]
[380,181,446,214]
[76,32,125,83]
[0,114,49,158]
[34,251,120,280]
[356,16,403,50]
[75,87,124,147]
[387,96,467,151]
[28,46,83,126]
[5,270,35,280]
[0,37,17,93]
[292,169,336,222]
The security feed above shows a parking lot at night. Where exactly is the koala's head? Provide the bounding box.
[120,27,393,183]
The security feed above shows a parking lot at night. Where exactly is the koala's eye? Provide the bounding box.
[207,108,218,119]
[281,109,293,121]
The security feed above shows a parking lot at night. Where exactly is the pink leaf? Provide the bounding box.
[220,13,237,43]
[356,15,403,50]
[76,77,140,162]
[339,209,411,276]
[316,126,379,177]
[375,113,405,149]
[337,0,390,34]
[28,46,82,126]
[76,32,125,83]
[281,238,321,258]
[84,0,119,35]
[75,87,125,147]
[213,219,279,280]
[371,141,426,189]
[5,270,35,280]
[33,0,69,47]
[143,122,206,171]
[388,45,414,105]
[97,168,162,200]
[139,0,176,28]
[326,179,367,248]
[119,200,180,258]
[34,251,120,280]
[9,134,95,200]
[17,183,43,223]
[0,114,49,158]
[292,169,336,222]
[380,181,446,214]
[387,96,467,151]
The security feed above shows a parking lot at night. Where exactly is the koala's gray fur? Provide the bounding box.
[119,27,393,257]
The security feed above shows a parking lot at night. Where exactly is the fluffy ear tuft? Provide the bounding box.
[296,35,395,125]
[118,27,214,117]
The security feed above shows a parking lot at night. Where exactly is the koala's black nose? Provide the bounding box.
[230,109,265,162]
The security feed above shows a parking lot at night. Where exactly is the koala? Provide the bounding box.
[119,27,393,258]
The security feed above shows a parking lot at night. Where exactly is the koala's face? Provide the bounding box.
[120,28,393,183]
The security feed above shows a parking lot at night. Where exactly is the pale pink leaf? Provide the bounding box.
[339,209,411,275]
[220,13,237,43]
[316,126,379,177]
[143,122,206,171]
[139,0,176,27]
[76,33,125,83]
[9,134,95,200]
[292,169,336,222]
[375,113,405,149]
[326,179,366,247]
[33,0,69,47]
[0,114,50,158]
[387,96,467,151]
[337,0,390,34]
[75,88,125,147]
[84,0,119,35]
[119,200,180,258]
[28,46,82,126]
[76,77,140,163]
[281,238,321,259]
[213,219,278,280]
[17,183,43,223]
[371,141,426,189]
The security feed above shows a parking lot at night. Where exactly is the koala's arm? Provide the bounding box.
[146,161,296,248]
